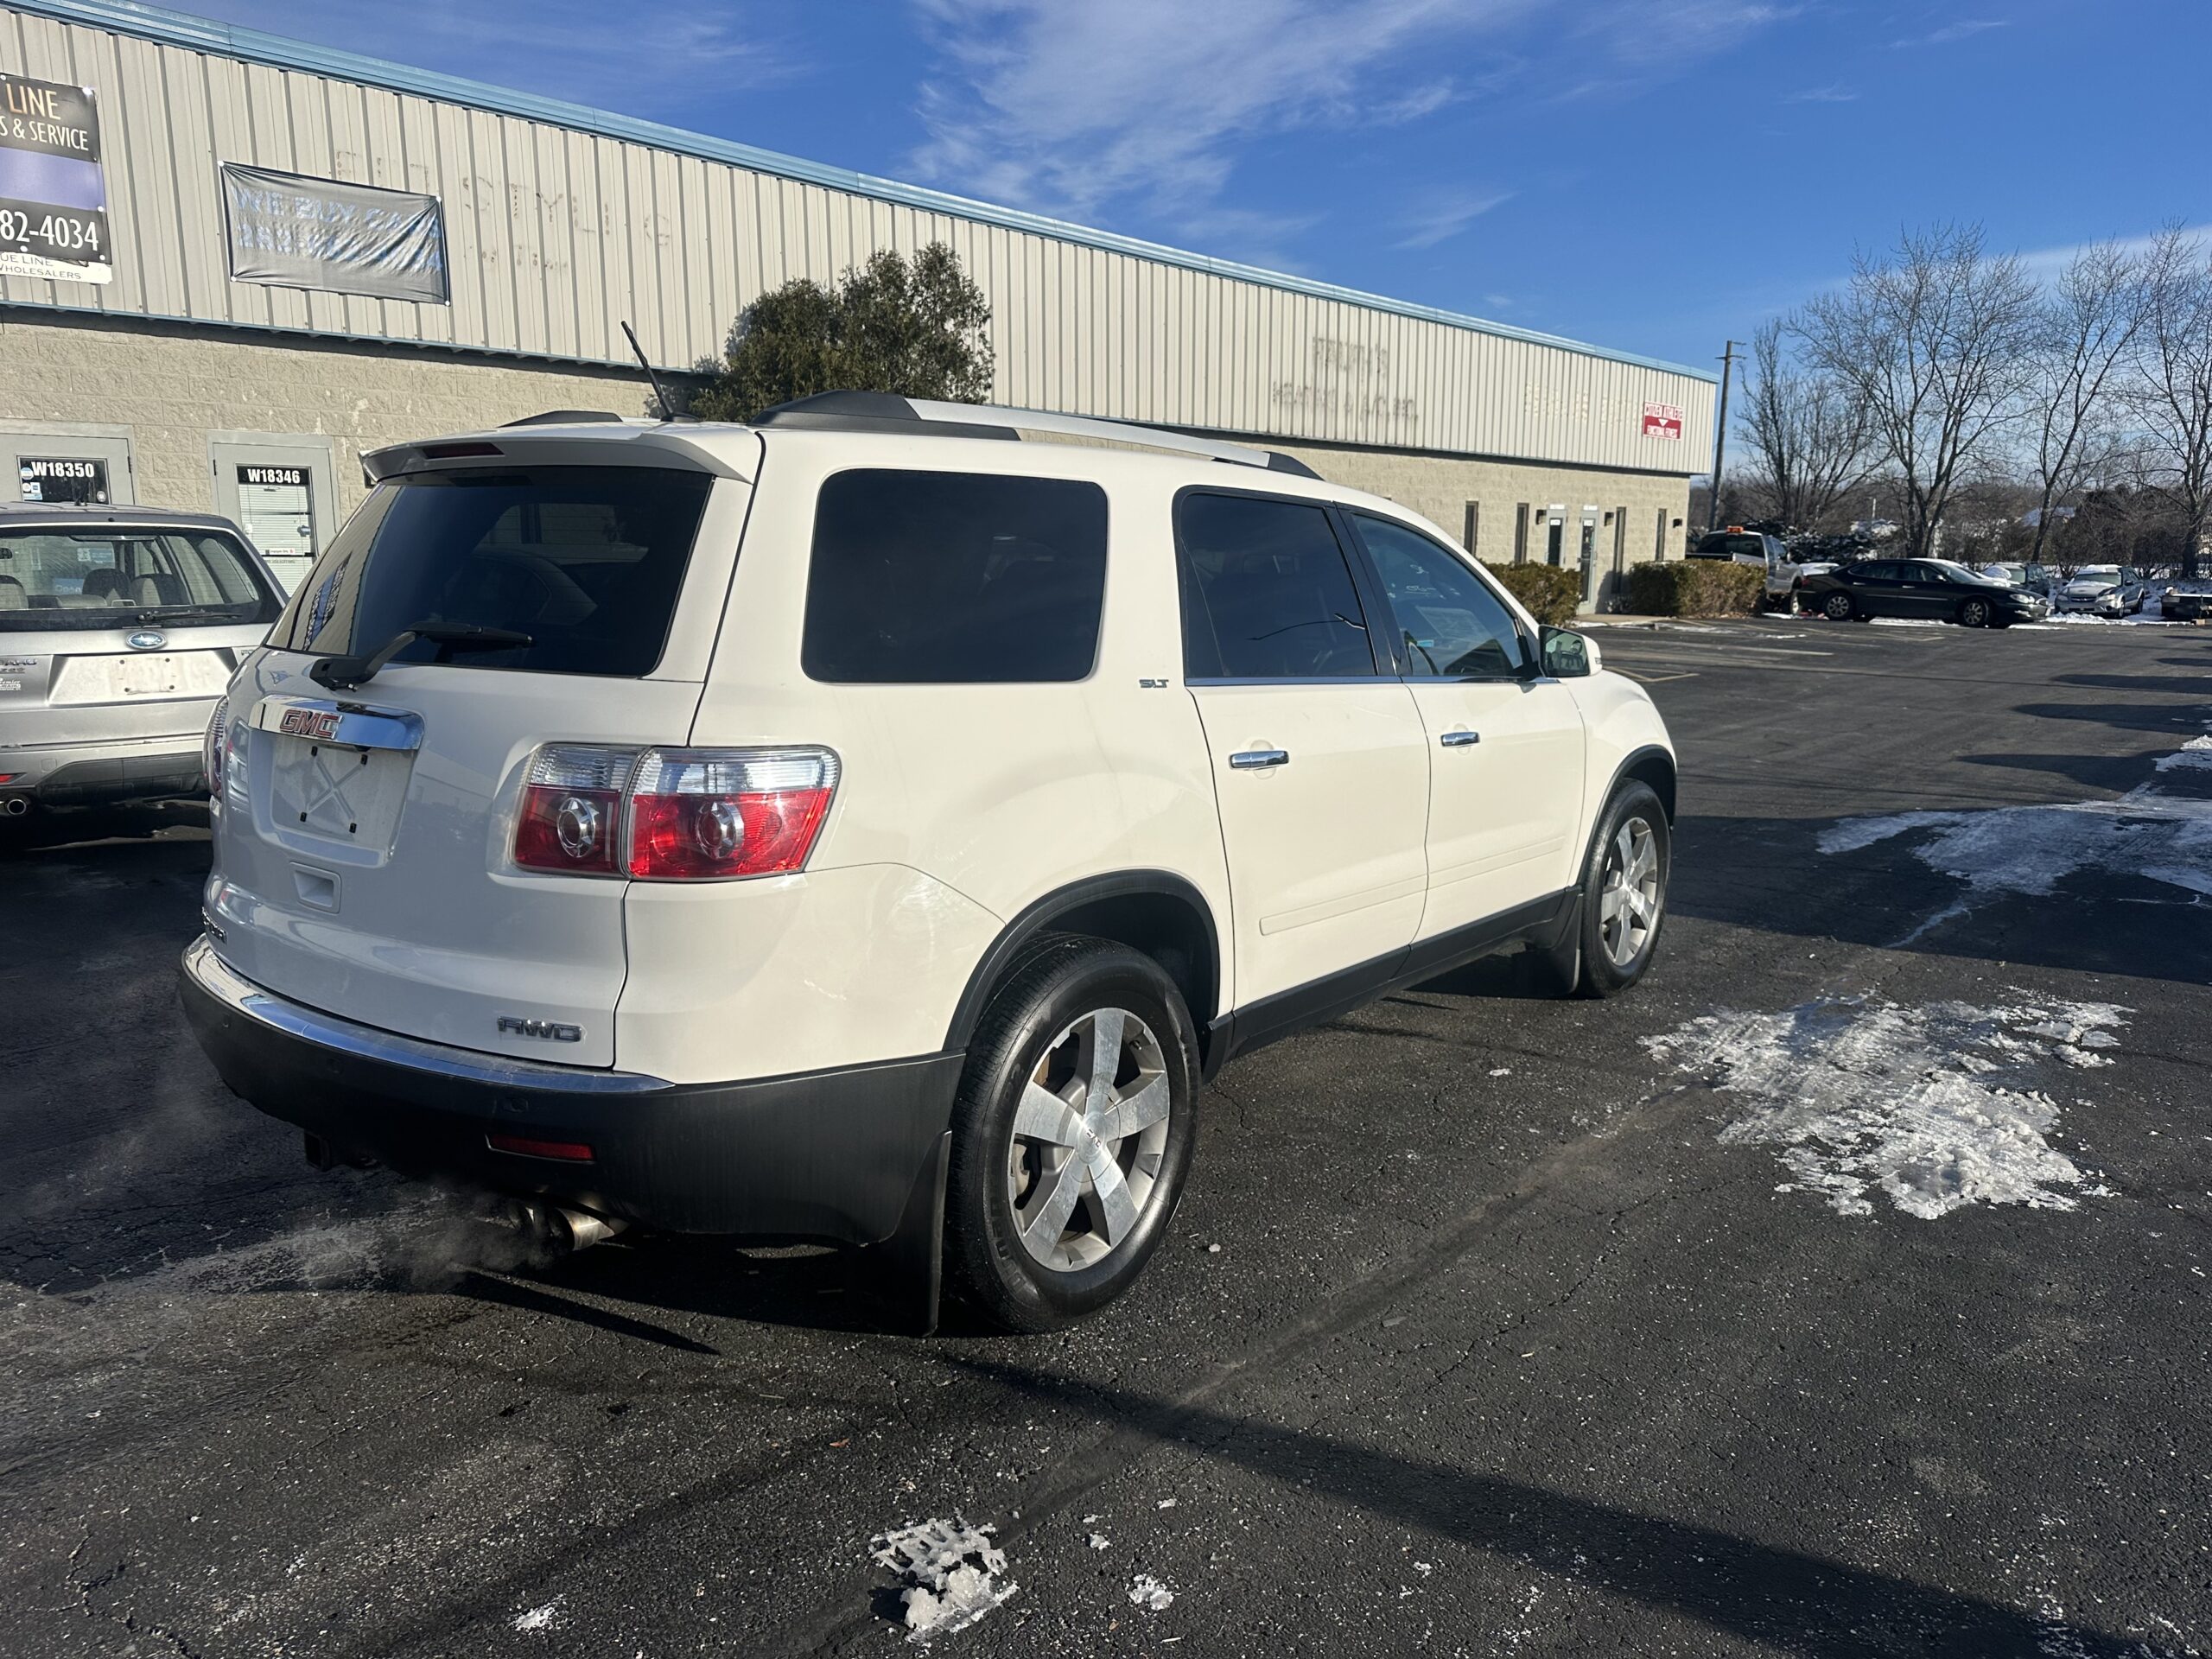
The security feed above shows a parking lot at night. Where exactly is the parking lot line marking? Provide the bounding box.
[1614,667,1697,683]
[1605,642,1834,659]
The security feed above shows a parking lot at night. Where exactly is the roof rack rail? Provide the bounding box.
[751,391,1319,478]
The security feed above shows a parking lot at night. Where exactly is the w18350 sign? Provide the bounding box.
[0,71,111,285]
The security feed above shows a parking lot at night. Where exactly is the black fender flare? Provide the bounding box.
[942,869,1224,1056]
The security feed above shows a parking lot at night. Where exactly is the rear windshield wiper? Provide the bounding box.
[134,605,252,625]
[308,620,534,690]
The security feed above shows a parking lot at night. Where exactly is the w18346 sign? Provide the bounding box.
[0,71,111,285]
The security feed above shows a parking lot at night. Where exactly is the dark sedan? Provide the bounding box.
[1797,557,2049,627]
[2162,580,2212,621]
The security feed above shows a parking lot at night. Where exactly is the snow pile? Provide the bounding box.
[872,1518,1016,1642]
[1817,789,2212,902]
[1129,1574,1176,1611]
[1645,995,2127,1218]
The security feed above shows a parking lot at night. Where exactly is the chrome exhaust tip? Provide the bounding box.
[550,1206,627,1251]
[0,796,29,817]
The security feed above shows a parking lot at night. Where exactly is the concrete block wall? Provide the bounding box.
[1,314,656,519]
[5,314,1692,614]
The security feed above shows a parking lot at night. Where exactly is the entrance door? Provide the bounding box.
[1177,490,1429,1010]
[1577,517,1599,611]
[1545,518,1564,565]
[4,430,135,506]
[1346,511,1586,938]
[210,435,338,594]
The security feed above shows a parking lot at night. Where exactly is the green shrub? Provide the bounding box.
[1624,559,1764,618]
[1482,561,1582,626]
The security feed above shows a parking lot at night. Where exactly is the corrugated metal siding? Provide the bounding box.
[0,6,1714,471]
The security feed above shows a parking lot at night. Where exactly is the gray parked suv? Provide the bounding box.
[0,505,283,812]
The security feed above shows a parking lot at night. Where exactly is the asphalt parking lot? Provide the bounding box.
[3,618,2208,1658]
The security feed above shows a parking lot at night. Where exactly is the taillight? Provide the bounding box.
[514,745,637,874]
[510,744,839,881]
[627,748,839,880]
[203,695,235,797]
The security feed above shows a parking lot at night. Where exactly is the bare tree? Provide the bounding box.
[2024,240,2145,567]
[2130,226,2212,578]
[1737,315,1875,531]
[1796,224,2041,558]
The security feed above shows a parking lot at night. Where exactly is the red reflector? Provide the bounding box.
[488,1133,594,1162]
[627,785,833,879]
[422,441,503,459]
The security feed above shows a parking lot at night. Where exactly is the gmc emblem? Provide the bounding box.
[498,1015,584,1043]
[280,708,344,741]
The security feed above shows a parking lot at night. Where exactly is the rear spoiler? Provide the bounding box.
[362,425,757,485]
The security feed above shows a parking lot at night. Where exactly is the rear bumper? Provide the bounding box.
[177,935,963,1245]
[0,732,204,803]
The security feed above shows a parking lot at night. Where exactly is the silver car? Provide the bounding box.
[0,505,284,813]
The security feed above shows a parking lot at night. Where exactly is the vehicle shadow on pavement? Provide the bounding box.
[1668,808,2212,985]
[957,1358,2172,1659]
[511,1231,929,1338]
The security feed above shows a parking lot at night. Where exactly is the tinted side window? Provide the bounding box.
[802,470,1108,683]
[1350,512,1523,679]
[1858,562,1899,582]
[1176,493,1376,679]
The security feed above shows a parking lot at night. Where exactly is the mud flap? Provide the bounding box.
[1532,892,1586,997]
[878,1128,950,1336]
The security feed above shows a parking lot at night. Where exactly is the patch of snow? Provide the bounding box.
[1867,616,1946,627]
[872,1518,1016,1643]
[1488,1066,1512,1077]
[1156,1497,1178,1510]
[1645,995,2127,1218]
[1129,1573,1176,1611]
[512,1599,565,1634]
[1816,788,2212,903]
[2156,734,2212,772]
[1087,1532,1111,1551]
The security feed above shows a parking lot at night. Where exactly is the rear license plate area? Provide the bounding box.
[268,734,413,853]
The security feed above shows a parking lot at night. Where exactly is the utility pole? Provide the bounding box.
[1707,340,1741,531]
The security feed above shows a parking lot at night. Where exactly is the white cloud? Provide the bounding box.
[1395,188,1515,249]
[1891,16,2010,48]
[906,0,1795,246]
[1782,83,1859,103]
[189,0,797,111]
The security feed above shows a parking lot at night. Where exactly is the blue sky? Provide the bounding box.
[188,0,2206,371]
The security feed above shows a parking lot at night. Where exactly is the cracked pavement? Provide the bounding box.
[2,620,2208,1656]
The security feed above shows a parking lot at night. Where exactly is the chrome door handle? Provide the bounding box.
[1229,748,1290,770]
[1439,729,1481,747]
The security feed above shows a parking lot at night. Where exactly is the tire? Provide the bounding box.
[944,937,1199,1332]
[1554,782,1671,998]
[1960,598,1991,628]
[1821,591,1854,621]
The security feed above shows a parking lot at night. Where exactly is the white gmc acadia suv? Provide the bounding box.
[180,391,1676,1332]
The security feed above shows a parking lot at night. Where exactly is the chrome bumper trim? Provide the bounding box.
[180,935,671,1096]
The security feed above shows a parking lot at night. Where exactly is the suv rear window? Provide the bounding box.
[270,466,712,677]
[0,526,276,631]
[801,469,1108,683]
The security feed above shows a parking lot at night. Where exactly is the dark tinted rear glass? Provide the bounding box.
[802,469,1108,683]
[271,467,712,677]
[1177,493,1376,678]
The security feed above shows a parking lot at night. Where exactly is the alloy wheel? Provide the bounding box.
[1005,1007,1172,1272]
[1599,817,1662,969]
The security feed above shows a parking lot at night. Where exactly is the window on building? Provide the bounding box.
[1514,503,1530,564]
[1349,512,1522,679]
[1462,500,1480,557]
[803,469,1109,683]
[1655,507,1668,562]
[1177,493,1377,679]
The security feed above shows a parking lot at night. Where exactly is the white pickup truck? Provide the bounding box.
[1688,529,1838,613]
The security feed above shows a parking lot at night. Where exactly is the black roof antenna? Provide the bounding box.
[621,320,678,422]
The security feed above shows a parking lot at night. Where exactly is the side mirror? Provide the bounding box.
[1540,625,1597,678]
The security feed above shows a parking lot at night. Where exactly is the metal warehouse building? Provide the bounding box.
[0,0,1715,611]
